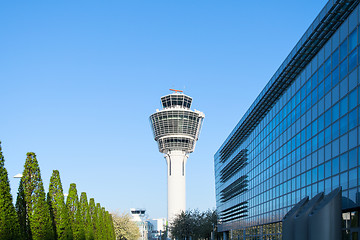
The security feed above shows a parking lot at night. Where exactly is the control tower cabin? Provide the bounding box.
[149,90,205,222]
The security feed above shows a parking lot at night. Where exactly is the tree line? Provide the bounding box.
[0,141,115,240]
[170,209,218,240]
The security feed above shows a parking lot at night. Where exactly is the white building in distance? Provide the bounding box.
[130,208,150,240]
[148,218,167,240]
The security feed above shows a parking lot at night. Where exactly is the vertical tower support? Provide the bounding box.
[165,150,188,221]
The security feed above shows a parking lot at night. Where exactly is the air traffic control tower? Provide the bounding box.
[150,89,205,222]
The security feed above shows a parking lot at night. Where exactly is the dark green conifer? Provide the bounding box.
[0,141,21,239]
[48,170,72,240]
[79,192,94,240]
[104,211,115,240]
[88,198,97,240]
[16,180,31,240]
[93,203,105,240]
[103,211,110,240]
[109,214,116,240]
[21,152,55,240]
[66,183,85,240]
[99,206,106,240]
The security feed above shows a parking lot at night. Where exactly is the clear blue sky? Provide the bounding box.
[1,1,328,218]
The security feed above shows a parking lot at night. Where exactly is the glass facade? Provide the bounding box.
[214,1,360,239]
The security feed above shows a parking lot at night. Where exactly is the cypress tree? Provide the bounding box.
[0,141,21,239]
[103,211,110,240]
[88,198,97,240]
[100,207,106,240]
[79,192,93,240]
[16,180,31,240]
[48,170,72,240]
[66,183,85,240]
[21,152,55,240]
[104,211,115,240]
[108,213,116,240]
[94,203,103,239]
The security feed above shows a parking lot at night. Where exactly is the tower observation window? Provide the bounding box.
[161,95,193,108]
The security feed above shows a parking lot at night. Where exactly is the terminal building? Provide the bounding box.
[148,218,167,240]
[214,0,360,239]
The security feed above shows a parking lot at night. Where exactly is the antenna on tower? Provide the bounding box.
[169,89,183,93]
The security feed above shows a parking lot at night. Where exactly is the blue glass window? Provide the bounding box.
[296,175,301,188]
[349,89,357,110]
[325,127,332,144]
[318,180,325,192]
[312,168,318,182]
[333,175,340,189]
[325,109,332,127]
[301,173,306,187]
[349,148,357,169]
[325,178,332,193]
[349,168,357,188]
[312,120,318,133]
[340,96,348,116]
[296,134,301,148]
[318,65,324,81]
[325,161,332,178]
[312,73,318,90]
[318,81,325,99]
[312,89,318,105]
[332,67,340,87]
[332,121,340,140]
[306,95,312,109]
[333,85,340,103]
[340,172,348,189]
[319,164,325,180]
[349,108,357,129]
[332,103,340,121]
[318,131,325,147]
[306,141,312,155]
[340,58,348,80]
[325,57,331,76]
[318,114,325,131]
[306,171,311,185]
[349,129,358,149]
[306,81,312,96]
[300,86,306,100]
[340,40,348,60]
[332,157,340,175]
[340,152,348,172]
[301,129,306,144]
[340,115,348,135]
[332,48,339,69]
[312,136,318,152]
[295,91,300,106]
[349,29,357,52]
[349,49,357,71]
[324,75,331,93]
